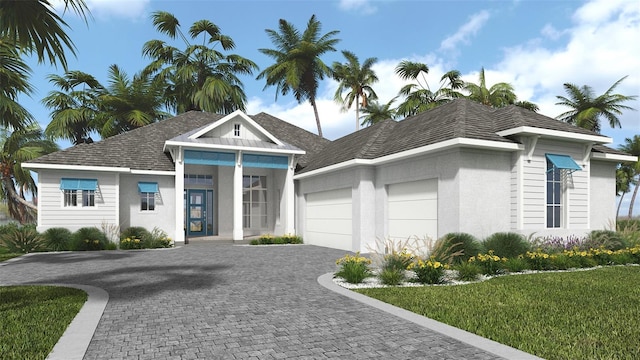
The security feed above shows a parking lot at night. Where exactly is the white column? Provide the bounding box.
[285,156,295,234]
[232,151,243,240]
[174,147,185,243]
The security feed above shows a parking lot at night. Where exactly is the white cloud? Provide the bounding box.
[338,0,377,15]
[439,10,491,52]
[540,24,565,40]
[51,0,150,21]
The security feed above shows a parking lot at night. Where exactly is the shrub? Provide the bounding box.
[522,251,553,271]
[249,239,259,245]
[583,230,627,251]
[548,253,578,270]
[454,262,481,282]
[282,234,303,244]
[377,249,413,285]
[42,228,72,251]
[503,257,529,273]
[71,227,108,251]
[378,268,406,286]
[429,237,464,266]
[0,226,44,253]
[0,222,19,237]
[409,257,448,284]
[259,234,275,244]
[119,237,143,250]
[629,245,640,264]
[335,253,372,284]
[120,227,151,242]
[531,235,585,254]
[482,232,531,258]
[439,233,483,263]
[468,251,505,275]
[142,227,172,248]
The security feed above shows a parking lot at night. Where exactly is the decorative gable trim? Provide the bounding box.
[188,110,284,146]
[496,126,611,144]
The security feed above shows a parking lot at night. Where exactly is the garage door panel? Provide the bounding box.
[305,188,352,251]
[388,199,437,220]
[388,179,438,241]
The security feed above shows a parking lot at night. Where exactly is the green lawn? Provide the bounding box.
[357,266,640,360]
[0,286,87,360]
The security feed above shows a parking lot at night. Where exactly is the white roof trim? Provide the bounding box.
[164,141,305,155]
[130,169,175,176]
[591,153,638,163]
[22,163,131,172]
[496,126,611,144]
[294,138,523,180]
[187,110,284,146]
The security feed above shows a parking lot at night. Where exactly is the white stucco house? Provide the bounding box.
[23,99,636,252]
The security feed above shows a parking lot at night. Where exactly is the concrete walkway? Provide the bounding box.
[0,244,539,359]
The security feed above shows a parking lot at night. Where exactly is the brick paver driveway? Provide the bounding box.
[0,244,504,359]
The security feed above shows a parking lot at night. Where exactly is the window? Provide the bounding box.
[243,175,267,229]
[60,178,97,207]
[233,123,241,137]
[138,182,158,212]
[546,159,562,228]
[184,174,213,186]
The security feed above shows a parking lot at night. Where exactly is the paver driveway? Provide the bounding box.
[0,244,505,359]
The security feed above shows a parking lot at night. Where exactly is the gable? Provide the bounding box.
[188,110,283,146]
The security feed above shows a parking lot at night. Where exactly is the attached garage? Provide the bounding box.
[305,188,352,250]
[387,179,438,241]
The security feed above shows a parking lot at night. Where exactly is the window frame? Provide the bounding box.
[233,123,241,137]
[140,192,155,212]
[546,159,563,228]
[242,175,267,229]
[63,189,95,208]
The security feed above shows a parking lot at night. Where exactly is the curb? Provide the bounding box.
[317,273,543,360]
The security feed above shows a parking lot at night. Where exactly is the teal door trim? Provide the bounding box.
[186,189,215,237]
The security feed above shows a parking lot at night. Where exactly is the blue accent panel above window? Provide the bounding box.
[242,154,289,169]
[184,150,235,166]
[545,154,582,172]
[60,178,97,191]
[138,182,158,193]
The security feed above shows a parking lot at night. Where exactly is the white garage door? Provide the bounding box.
[305,188,352,251]
[388,179,437,241]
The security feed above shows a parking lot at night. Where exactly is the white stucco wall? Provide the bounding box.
[37,170,119,233]
[589,160,617,231]
[118,174,175,238]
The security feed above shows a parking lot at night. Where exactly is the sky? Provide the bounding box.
[19,0,640,214]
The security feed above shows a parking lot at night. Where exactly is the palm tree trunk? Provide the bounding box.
[309,97,323,138]
[355,94,360,131]
[617,192,627,219]
[628,181,639,219]
[2,177,37,224]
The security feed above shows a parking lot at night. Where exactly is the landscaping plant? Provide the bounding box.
[468,250,505,275]
[439,232,483,263]
[0,225,44,253]
[408,257,448,284]
[70,227,108,251]
[482,232,530,258]
[335,253,372,283]
[42,227,72,251]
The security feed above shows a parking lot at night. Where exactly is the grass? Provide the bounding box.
[0,246,22,262]
[356,266,640,360]
[0,286,87,360]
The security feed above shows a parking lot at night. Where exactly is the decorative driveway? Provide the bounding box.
[1,244,516,359]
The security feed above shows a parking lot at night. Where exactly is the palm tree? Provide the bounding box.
[0,125,58,223]
[0,39,34,130]
[360,98,397,127]
[332,50,378,131]
[96,64,170,137]
[258,15,340,138]
[395,61,464,117]
[618,135,640,218]
[464,67,528,109]
[42,70,104,145]
[616,165,635,219]
[143,11,257,114]
[556,76,637,133]
[0,0,90,69]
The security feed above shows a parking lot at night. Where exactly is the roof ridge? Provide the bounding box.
[355,119,397,158]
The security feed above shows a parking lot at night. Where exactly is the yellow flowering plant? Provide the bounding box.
[468,250,505,275]
[335,252,372,284]
[409,257,449,284]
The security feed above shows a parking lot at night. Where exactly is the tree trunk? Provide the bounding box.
[617,192,626,219]
[628,181,639,219]
[355,93,360,131]
[2,177,37,224]
[310,97,323,138]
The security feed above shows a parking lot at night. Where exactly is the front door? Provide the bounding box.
[188,190,206,236]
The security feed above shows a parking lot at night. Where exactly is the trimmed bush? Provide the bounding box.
[71,227,108,251]
[482,232,531,259]
[439,233,483,263]
[42,227,72,251]
[120,227,151,242]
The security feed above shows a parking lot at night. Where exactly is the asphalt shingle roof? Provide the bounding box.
[29,111,328,172]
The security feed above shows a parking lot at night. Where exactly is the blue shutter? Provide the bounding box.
[138,182,158,193]
[60,178,97,190]
[242,154,289,169]
[545,154,582,172]
[184,150,235,166]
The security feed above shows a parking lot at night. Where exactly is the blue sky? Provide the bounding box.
[23,0,640,214]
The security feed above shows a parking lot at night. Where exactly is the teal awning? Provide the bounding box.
[138,182,158,193]
[184,150,235,166]
[546,154,581,172]
[60,178,97,191]
[243,154,288,169]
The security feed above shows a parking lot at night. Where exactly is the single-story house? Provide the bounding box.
[23,99,636,252]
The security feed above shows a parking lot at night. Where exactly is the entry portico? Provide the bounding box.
[165,111,304,242]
